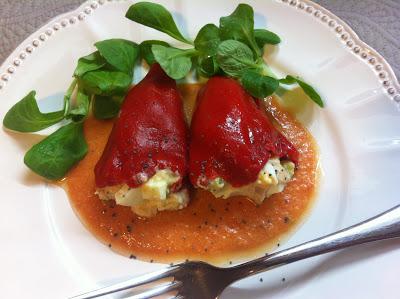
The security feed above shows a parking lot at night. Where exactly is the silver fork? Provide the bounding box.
[71,205,400,299]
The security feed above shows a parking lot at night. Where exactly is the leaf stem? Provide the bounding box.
[169,33,193,46]
[259,62,277,79]
[183,38,194,46]
[184,48,199,57]
[249,39,261,57]
[64,78,78,116]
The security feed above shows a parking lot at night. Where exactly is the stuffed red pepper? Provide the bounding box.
[189,77,299,204]
[95,64,189,217]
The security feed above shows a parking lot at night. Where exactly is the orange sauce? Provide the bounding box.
[62,84,319,264]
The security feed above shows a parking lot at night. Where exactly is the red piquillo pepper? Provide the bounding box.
[189,77,298,188]
[95,64,188,191]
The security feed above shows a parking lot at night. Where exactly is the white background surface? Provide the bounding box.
[0,1,399,298]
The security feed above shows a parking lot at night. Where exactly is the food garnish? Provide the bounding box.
[126,2,323,106]
[2,2,323,186]
[3,39,139,179]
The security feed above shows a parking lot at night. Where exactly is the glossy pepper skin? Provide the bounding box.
[189,77,299,188]
[95,64,188,190]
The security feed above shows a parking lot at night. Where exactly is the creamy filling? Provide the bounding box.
[205,158,295,204]
[96,169,189,217]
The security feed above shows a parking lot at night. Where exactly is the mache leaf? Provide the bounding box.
[74,52,106,77]
[197,55,220,77]
[254,29,281,48]
[67,88,91,122]
[216,40,257,77]
[3,91,65,132]
[241,69,279,98]
[126,2,192,44]
[219,4,260,56]
[139,40,170,65]
[93,94,124,119]
[280,75,324,107]
[152,45,195,79]
[95,39,139,75]
[194,24,221,56]
[79,70,132,96]
[24,122,88,180]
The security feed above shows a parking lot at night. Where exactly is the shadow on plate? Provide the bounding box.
[3,129,46,186]
[3,128,44,150]
[20,169,45,186]
[222,238,400,298]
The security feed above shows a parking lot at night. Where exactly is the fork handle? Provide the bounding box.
[233,205,400,278]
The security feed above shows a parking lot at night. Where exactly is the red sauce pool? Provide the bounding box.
[61,84,319,264]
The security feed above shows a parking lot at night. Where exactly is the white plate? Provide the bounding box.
[1,0,399,298]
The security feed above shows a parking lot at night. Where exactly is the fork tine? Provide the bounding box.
[70,266,178,299]
[125,280,182,299]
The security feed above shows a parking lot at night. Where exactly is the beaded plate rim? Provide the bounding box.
[0,0,399,103]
